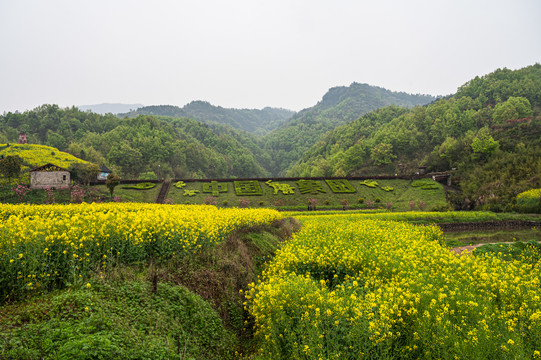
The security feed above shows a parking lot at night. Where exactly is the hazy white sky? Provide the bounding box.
[1,0,540,113]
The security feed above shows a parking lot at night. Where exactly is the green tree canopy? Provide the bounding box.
[471,127,499,161]
[371,143,396,165]
[493,96,533,123]
[0,155,22,185]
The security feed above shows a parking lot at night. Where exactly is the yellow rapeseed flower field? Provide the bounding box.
[246,213,541,359]
[0,203,282,302]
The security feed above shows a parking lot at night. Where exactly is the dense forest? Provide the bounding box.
[262,83,435,175]
[0,108,270,179]
[288,64,541,210]
[1,64,540,210]
[118,101,295,135]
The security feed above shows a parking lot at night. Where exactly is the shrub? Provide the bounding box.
[238,198,251,208]
[70,184,86,203]
[222,200,229,207]
[375,198,381,203]
[365,200,375,208]
[174,181,186,189]
[325,200,330,205]
[412,179,440,190]
[516,188,541,213]
[259,201,265,206]
[385,202,393,210]
[409,200,416,211]
[418,201,427,211]
[360,180,378,188]
[307,198,317,210]
[138,171,157,180]
[381,186,394,192]
[204,196,218,206]
[12,182,30,201]
[358,197,364,204]
[122,182,156,190]
[274,199,284,207]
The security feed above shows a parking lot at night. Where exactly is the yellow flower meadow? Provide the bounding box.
[0,203,281,302]
[246,213,541,359]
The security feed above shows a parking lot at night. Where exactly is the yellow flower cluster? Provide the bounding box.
[288,210,507,222]
[246,213,541,359]
[0,203,281,302]
[0,143,89,183]
[517,188,541,200]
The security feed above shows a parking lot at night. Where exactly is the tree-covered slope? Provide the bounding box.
[0,106,270,179]
[0,143,90,184]
[118,101,295,135]
[287,64,541,210]
[262,82,435,175]
[78,103,144,115]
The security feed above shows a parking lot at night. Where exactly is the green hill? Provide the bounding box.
[287,64,541,211]
[117,101,295,135]
[0,106,270,179]
[0,143,89,182]
[262,83,436,175]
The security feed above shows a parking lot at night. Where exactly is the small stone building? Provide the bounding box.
[30,163,70,189]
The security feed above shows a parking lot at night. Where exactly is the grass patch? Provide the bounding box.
[91,184,161,202]
[167,178,447,212]
[443,227,541,247]
[0,217,300,359]
[0,281,234,360]
[121,182,156,190]
[473,240,541,263]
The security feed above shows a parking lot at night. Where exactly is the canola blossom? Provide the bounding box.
[247,213,541,359]
[517,188,541,200]
[287,210,520,223]
[0,203,282,302]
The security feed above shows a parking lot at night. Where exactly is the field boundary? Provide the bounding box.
[438,220,541,232]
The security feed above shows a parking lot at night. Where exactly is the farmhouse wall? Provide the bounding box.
[30,171,70,189]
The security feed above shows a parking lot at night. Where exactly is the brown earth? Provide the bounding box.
[450,242,514,256]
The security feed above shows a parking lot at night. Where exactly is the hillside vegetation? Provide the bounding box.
[262,83,435,175]
[1,65,541,211]
[288,64,541,211]
[0,144,89,183]
[0,108,270,179]
[118,101,295,135]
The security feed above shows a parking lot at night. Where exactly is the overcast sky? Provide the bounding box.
[1,0,540,113]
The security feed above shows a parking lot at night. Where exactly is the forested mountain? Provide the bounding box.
[0,106,269,179]
[118,101,295,135]
[78,103,143,115]
[262,82,436,175]
[2,65,540,211]
[287,64,541,210]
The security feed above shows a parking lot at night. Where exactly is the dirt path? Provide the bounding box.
[450,242,514,256]
[155,180,171,204]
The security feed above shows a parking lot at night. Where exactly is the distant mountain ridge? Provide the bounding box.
[78,103,144,115]
[118,101,295,135]
[262,82,436,175]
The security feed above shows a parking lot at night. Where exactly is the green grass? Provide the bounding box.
[0,281,234,360]
[3,177,447,210]
[473,240,541,263]
[443,227,541,247]
[287,210,541,223]
[92,184,161,202]
[166,178,448,212]
[0,185,73,204]
[0,218,299,359]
